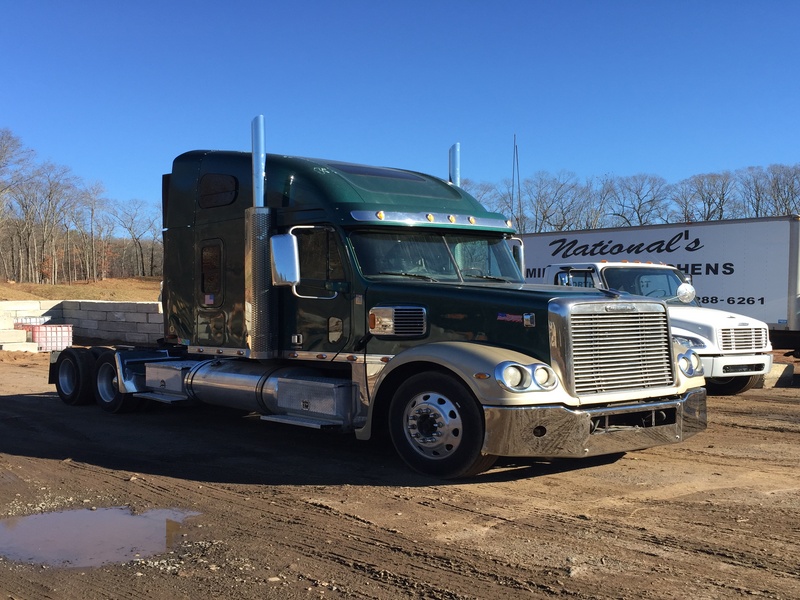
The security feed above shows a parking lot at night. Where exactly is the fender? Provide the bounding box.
[355,341,576,440]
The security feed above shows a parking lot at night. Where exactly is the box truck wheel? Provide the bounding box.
[388,372,497,478]
[705,375,762,396]
[94,352,142,413]
[54,348,95,406]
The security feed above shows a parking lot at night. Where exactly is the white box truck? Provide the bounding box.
[520,216,800,349]
[534,261,772,395]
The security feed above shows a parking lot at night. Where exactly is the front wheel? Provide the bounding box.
[388,372,497,478]
[94,352,142,413]
[705,374,762,396]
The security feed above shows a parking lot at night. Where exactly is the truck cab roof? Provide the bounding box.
[164,151,513,233]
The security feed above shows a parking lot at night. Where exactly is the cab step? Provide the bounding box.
[260,414,344,430]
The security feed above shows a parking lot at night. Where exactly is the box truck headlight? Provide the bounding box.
[672,334,706,349]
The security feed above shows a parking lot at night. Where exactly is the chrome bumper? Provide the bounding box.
[482,387,707,458]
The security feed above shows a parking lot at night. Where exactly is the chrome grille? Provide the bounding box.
[719,328,769,351]
[570,309,674,395]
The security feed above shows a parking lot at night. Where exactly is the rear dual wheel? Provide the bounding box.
[54,348,95,406]
[94,352,142,413]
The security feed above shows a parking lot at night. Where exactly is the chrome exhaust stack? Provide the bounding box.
[245,115,274,358]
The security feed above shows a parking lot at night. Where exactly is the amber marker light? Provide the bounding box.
[426,213,435,222]
[448,215,456,223]
[473,372,491,380]
[376,210,385,220]
[468,216,476,225]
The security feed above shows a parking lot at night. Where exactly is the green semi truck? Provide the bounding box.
[50,117,706,478]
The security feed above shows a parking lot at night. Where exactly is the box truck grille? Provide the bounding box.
[570,311,674,395]
[719,328,769,351]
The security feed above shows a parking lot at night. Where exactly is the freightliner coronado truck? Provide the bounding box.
[49,117,706,478]
[536,262,772,395]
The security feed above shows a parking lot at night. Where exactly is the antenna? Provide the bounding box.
[512,135,521,231]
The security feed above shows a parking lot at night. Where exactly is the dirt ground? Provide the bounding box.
[0,347,798,600]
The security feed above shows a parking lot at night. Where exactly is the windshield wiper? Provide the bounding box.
[465,274,511,282]
[378,271,438,282]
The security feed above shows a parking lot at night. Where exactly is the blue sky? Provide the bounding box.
[2,1,799,208]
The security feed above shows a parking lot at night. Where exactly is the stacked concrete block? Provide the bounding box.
[61,300,163,345]
[0,310,39,352]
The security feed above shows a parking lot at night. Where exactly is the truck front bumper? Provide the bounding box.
[482,387,707,458]
[701,353,772,378]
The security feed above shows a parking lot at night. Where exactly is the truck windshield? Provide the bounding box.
[350,232,524,283]
[603,266,700,306]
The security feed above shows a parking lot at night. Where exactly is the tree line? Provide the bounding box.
[2,126,798,283]
[0,129,162,284]
[462,164,800,233]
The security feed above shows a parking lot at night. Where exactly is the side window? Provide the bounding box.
[199,240,223,306]
[555,271,594,287]
[198,174,238,208]
[295,228,345,296]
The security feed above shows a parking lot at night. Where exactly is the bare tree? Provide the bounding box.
[0,129,35,197]
[36,163,80,283]
[687,171,737,221]
[736,166,770,218]
[668,178,697,223]
[607,174,671,226]
[111,199,159,277]
[68,182,108,281]
[765,164,800,215]
[579,175,615,230]
[0,130,35,280]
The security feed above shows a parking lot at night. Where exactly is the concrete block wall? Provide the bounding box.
[61,300,163,345]
[0,301,64,351]
[0,300,63,323]
[0,300,163,347]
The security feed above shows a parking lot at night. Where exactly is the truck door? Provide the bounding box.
[282,226,352,355]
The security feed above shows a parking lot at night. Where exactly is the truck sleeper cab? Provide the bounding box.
[50,118,707,478]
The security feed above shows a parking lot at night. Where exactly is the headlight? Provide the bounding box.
[495,362,558,392]
[672,334,706,349]
[532,364,557,389]
[501,364,529,389]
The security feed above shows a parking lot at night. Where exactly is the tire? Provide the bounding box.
[54,348,95,406]
[705,374,762,396]
[94,352,141,413]
[388,372,497,479]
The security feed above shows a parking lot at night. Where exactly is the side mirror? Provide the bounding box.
[270,234,300,286]
[509,237,525,273]
[676,282,696,304]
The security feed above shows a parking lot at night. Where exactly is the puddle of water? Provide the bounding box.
[0,506,199,568]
